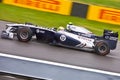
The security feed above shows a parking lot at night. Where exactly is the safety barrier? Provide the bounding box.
[1,0,120,25]
[87,5,120,25]
[2,0,89,17]
[3,0,72,15]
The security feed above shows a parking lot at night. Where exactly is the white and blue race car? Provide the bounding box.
[1,23,119,56]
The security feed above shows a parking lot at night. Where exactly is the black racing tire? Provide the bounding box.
[95,40,110,56]
[17,27,32,42]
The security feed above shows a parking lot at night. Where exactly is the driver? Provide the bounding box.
[58,26,65,31]
[66,22,73,31]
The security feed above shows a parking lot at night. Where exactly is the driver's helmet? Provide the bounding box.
[58,26,65,31]
[66,22,73,31]
[68,22,73,25]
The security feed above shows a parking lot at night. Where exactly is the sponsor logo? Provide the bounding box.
[99,9,120,22]
[78,36,93,42]
[14,0,61,11]
[60,35,66,41]
[105,36,118,41]
[104,36,109,39]
[109,37,118,41]
[36,29,45,33]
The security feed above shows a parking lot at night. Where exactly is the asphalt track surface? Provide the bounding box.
[0,21,120,73]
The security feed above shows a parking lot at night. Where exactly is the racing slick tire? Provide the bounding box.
[17,27,32,42]
[95,40,110,56]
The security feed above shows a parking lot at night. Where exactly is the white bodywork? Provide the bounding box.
[4,24,95,48]
[5,27,14,39]
[58,30,95,48]
[67,25,92,34]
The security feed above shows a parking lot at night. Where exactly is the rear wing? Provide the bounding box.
[103,30,118,50]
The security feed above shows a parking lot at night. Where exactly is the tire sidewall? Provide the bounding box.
[95,41,110,56]
[17,27,32,42]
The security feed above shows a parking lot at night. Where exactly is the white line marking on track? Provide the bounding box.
[0,53,120,77]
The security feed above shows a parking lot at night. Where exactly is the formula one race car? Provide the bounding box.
[1,22,119,56]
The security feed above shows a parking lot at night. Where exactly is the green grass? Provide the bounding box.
[0,3,120,39]
[72,0,120,9]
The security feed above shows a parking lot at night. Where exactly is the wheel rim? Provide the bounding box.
[98,44,107,53]
[20,31,28,39]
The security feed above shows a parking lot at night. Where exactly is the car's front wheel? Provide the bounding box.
[17,27,32,42]
[95,40,110,56]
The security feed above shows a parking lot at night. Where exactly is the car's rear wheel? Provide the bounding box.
[95,40,110,56]
[17,27,32,42]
